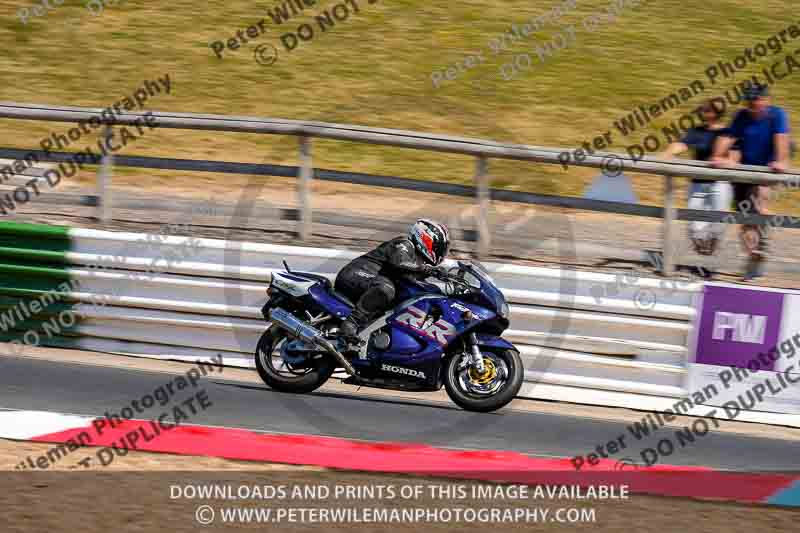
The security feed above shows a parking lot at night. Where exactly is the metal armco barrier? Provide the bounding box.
[0,221,797,427]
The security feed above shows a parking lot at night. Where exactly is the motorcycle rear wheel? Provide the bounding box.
[255,328,336,394]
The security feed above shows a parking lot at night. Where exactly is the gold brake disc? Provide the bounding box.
[468,358,497,385]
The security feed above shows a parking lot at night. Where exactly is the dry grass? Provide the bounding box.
[0,0,798,209]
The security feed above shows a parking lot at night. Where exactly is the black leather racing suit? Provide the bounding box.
[334,236,433,328]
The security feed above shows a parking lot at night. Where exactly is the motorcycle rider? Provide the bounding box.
[335,219,451,343]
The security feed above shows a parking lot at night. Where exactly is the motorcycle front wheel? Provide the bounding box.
[255,328,336,394]
[443,348,524,412]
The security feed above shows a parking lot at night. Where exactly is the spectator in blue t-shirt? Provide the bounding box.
[711,84,792,281]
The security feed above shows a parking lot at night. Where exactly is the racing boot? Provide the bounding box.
[339,317,359,341]
[339,307,370,351]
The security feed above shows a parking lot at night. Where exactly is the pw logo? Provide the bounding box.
[711,312,767,344]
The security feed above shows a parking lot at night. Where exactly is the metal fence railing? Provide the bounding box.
[1,101,798,275]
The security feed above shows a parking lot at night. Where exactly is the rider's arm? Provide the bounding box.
[659,141,688,159]
[771,108,791,172]
[662,127,705,160]
[661,127,696,160]
[712,112,743,167]
[772,134,790,172]
[711,135,737,167]
[385,240,434,277]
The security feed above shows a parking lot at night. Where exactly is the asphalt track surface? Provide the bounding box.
[1,355,799,472]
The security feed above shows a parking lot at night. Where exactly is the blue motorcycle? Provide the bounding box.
[256,260,524,412]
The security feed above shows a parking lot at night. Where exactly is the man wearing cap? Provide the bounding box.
[712,83,792,281]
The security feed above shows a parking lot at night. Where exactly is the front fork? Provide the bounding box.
[465,332,486,373]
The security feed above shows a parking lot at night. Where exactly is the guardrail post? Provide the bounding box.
[475,156,491,258]
[298,136,312,241]
[662,174,676,276]
[97,125,114,223]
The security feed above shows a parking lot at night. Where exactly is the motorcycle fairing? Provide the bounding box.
[308,284,351,319]
[474,333,517,352]
[346,295,495,388]
[270,272,316,297]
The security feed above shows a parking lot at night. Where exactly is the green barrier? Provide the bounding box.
[0,221,77,345]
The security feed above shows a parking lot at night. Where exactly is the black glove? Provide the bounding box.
[417,265,435,278]
[423,265,446,279]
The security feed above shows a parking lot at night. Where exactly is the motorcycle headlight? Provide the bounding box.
[499,301,510,319]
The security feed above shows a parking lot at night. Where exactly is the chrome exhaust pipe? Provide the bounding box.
[269,307,358,378]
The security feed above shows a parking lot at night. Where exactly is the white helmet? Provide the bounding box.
[409,219,450,266]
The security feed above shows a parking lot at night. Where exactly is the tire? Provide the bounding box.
[443,348,524,412]
[254,328,336,394]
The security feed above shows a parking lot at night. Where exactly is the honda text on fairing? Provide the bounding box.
[255,260,524,412]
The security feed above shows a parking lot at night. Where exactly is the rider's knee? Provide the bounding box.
[373,279,395,305]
